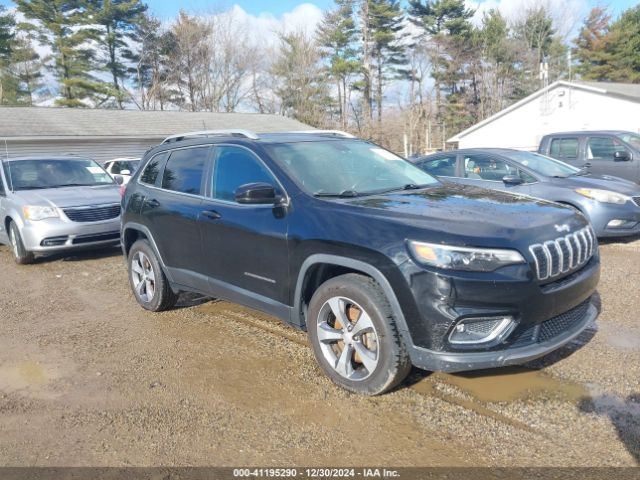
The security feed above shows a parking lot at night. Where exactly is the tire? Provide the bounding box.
[307,273,411,395]
[128,239,178,312]
[8,221,35,265]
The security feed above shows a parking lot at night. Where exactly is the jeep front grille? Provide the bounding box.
[529,226,596,281]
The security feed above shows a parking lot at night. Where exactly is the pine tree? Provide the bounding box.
[408,0,474,119]
[316,0,360,129]
[606,5,640,83]
[15,0,105,107]
[0,6,16,105]
[9,24,44,105]
[367,0,406,130]
[86,0,148,108]
[573,6,612,81]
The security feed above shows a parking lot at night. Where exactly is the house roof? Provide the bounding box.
[0,107,311,140]
[448,80,640,143]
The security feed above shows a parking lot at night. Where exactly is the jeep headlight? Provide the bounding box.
[575,188,629,205]
[23,205,59,221]
[408,241,526,272]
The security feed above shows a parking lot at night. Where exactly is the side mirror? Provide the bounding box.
[614,150,631,161]
[502,175,524,186]
[120,169,131,175]
[235,182,277,205]
[113,175,124,185]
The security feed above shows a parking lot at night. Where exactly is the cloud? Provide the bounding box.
[468,0,589,38]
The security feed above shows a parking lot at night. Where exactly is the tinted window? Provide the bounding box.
[549,138,578,158]
[212,146,276,202]
[463,155,516,181]
[587,137,627,160]
[140,153,167,185]
[420,156,458,177]
[162,147,209,195]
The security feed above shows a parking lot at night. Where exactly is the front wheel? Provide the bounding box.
[9,221,35,265]
[307,273,411,395]
[128,239,178,311]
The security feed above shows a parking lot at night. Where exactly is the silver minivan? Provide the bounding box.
[0,156,121,264]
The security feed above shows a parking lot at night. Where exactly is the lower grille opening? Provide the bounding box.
[72,232,120,245]
[508,298,592,348]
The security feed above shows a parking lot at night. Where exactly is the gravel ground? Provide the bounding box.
[0,239,638,467]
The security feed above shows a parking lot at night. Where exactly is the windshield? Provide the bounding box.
[500,150,580,178]
[265,140,439,196]
[5,159,114,191]
[617,133,640,150]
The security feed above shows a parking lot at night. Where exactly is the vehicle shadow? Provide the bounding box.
[175,292,211,309]
[32,244,123,264]
[579,393,640,465]
[598,235,640,246]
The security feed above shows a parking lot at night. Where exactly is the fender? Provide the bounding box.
[122,222,174,283]
[293,254,415,349]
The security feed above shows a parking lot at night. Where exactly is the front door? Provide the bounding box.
[586,136,637,181]
[199,145,289,306]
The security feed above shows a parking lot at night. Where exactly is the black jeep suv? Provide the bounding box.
[121,130,600,395]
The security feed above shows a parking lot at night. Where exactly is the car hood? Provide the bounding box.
[336,183,585,244]
[13,185,121,208]
[551,174,640,195]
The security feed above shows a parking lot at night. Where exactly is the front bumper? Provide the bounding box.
[408,299,597,372]
[584,199,640,237]
[20,217,121,252]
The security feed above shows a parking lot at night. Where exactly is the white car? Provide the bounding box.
[103,158,141,185]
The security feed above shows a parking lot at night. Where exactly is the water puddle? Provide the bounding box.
[429,367,590,403]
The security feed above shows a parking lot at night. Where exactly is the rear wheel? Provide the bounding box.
[307,273,411,395]
[9,221,34,265]
[128,239,177,311]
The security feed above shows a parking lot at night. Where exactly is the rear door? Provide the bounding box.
[586,136,637,181]
[141,146,212,290]
[199,145,289,306]
[415,154,461,183]
[547,137,581,167]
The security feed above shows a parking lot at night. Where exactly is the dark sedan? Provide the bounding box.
[412,148,640,238]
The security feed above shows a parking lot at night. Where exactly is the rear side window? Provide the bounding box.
[140,153,167,185]
[463,155,516,181]
[549,138,578,158]
[212,146,276,202]
[419,156,458,177]
[162,147,209,195]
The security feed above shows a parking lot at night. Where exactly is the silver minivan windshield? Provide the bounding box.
[5,159,114,191]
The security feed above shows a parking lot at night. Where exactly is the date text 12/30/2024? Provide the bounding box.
[233,468,401,478]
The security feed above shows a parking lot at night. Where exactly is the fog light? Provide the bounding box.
[449,316,515,346]
[606,219,637,229]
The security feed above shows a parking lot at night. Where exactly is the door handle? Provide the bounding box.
[145,198,160,208]
[202,210,222,220]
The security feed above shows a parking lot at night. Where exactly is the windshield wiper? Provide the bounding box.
[374,183,432,194]
[571,168,589,176]
[314,190,361,198]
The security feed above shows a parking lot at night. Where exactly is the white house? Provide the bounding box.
[448,81,640,151]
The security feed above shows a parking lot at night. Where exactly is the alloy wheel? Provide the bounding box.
[131,251,156,303]
[316,296,379,381]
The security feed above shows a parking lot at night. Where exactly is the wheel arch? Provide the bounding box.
[121,222,173,282]
[293,254,412,346]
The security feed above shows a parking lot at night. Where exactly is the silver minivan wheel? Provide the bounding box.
[316,296,380,381]
[131,251,156,303]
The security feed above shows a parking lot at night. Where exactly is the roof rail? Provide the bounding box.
[162,129,260,144]
[291,130,356,138]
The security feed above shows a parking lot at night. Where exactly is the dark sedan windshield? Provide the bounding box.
[501,151,580,178]
[266,140,438,196]
[4,159,114,191]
